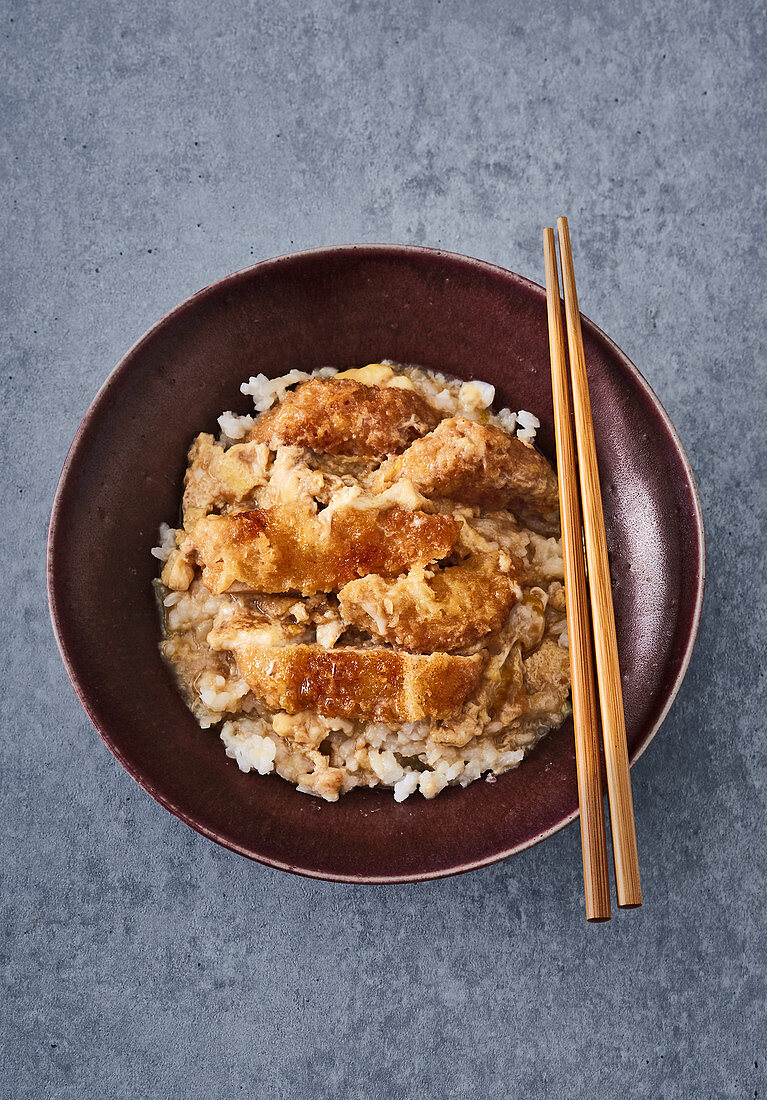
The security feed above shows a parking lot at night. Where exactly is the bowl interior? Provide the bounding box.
[48,245,704,882]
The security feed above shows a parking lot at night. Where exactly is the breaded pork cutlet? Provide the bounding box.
[186,505,460,596]
[206,636,486,722]
[338,551,523,653]
[373,416,559,515]
[248,377,440,458]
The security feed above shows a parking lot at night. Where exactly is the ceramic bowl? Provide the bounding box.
[47,244,705,882]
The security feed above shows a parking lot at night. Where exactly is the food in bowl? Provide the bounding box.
[152,362,571,802]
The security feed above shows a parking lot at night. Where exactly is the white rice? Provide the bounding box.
[217,410,256,442]
[150,523,176,562]
[240,366,339,412]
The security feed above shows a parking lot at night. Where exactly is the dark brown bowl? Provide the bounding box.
[47,244,705,883]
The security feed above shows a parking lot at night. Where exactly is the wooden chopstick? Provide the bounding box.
[544,228,611,922]
[556,216,642,909]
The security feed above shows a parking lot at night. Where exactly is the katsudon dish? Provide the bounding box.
[152,362,571,802]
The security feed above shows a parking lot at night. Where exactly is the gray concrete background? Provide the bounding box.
[3,0,765,1096]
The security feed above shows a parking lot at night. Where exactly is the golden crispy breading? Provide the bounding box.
[182,433,271,524]
[187,506,460,596]
[373,416,559,514]
[248,378,440,458]
[338,552,522,652]
[209,641,486,722]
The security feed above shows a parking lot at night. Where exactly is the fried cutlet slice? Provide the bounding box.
[248,378,440,458]
[187,505,460,596]
[373,416,559,515]
[338,552,522,652]
[207,639,486,721]
[182,433,271,524]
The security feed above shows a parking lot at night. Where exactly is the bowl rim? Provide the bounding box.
[47,242,706,883]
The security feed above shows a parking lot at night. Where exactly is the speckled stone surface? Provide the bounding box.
[3,0,765,1096]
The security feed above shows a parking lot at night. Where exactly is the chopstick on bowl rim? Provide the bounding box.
[544,228,611,921]
[550,217,643,910]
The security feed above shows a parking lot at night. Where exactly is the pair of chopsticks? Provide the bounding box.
[544,218,642,921]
